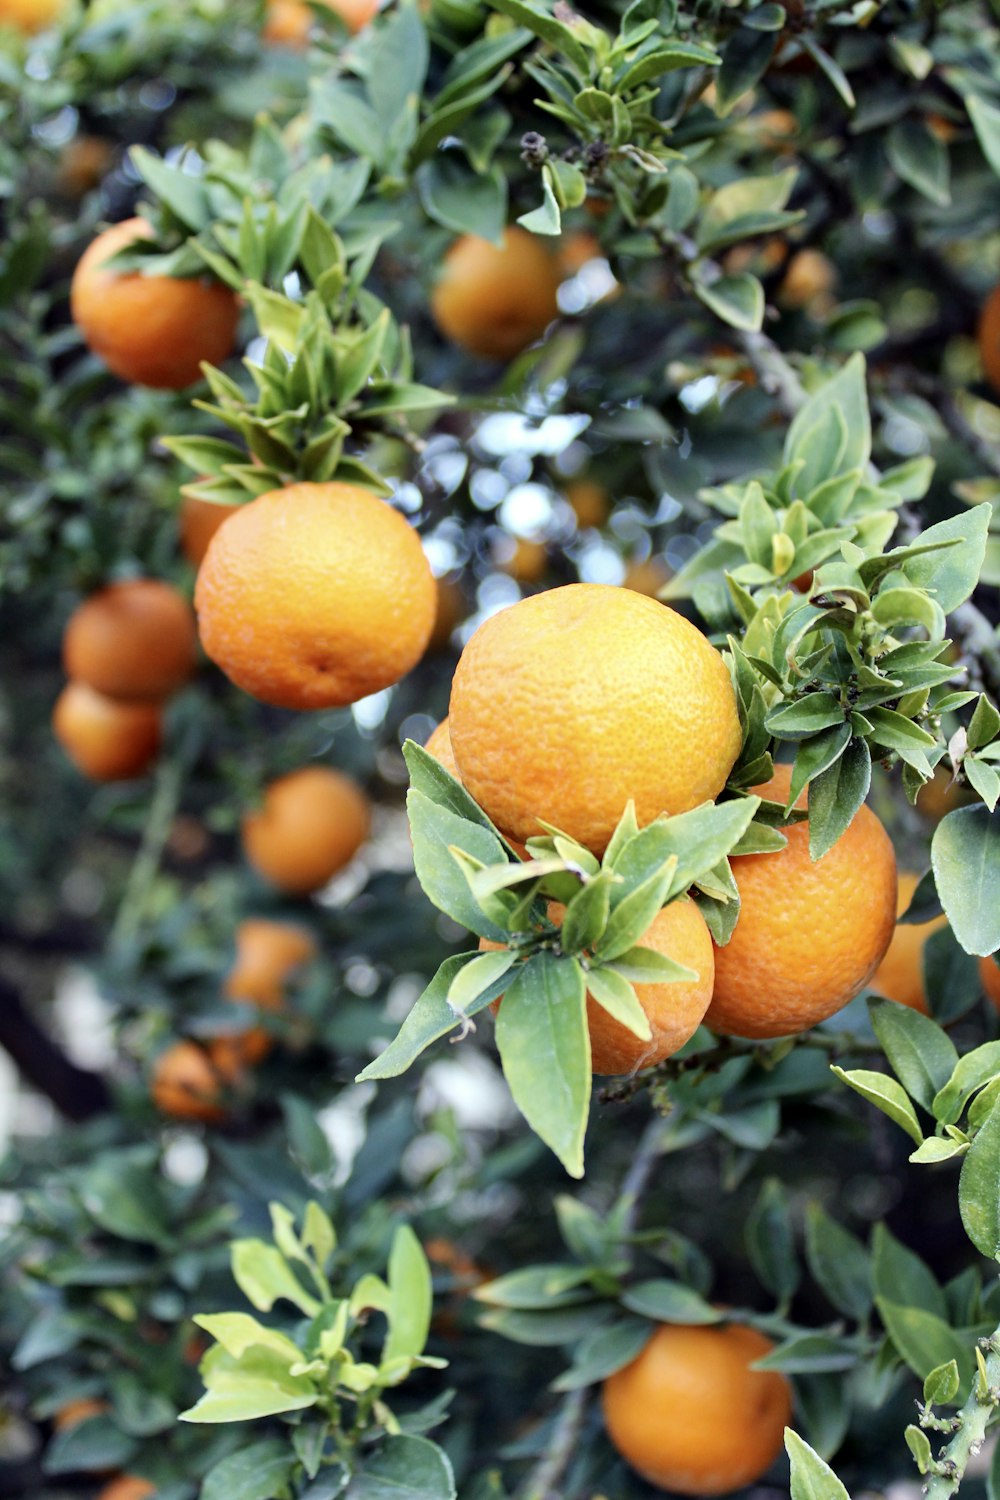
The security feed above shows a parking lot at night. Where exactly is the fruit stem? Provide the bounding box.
[923,1330,1000,1500]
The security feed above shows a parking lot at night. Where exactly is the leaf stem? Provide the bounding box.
[923,1328,1000,1500]
[109,752,184,959]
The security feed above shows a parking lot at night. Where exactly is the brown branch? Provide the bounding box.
[0,975,110,1121]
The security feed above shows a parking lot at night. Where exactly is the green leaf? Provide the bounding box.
[693,273,764,332]
[231,1242,322,1317]
[614,38,720,91]
[932,805,1000,956]
[923,1359,961,1405]
[368,3,430,127]
[900,505,991,613]
[715,25,777,115]
[746,1178,799,1306]
[408,789,510,940]
[585,967,650,1042]
[418,157,507,243]
[495,952,590,1177]
[194,1313,303,1364]
[756,1334,857,1374]
[786,353,871,477]
[484,0,590,72]
[202,1440,296,1500]
[876,1301,972,1390]
[592,858,679,963]
[347,1435,457,1500]
[831,1067,923,1145]
[619,1280,719,1323]
[966,92,1000,178]
[476,1265,594,1310]
[181,1346,318,1423]
[867,1000,958,1113]
[958,1099,1000,1259]
[804,1205,872,1320]
[302,1203,336,1268]
[357,952,508,1081]
[872,1223,946,1317]
[607,945,699,984]
[518,167,562,237]
[384,1225,433,1364]
[560,872,614,953]
[887,120,950,206]
[697,168,799,252]
[807,739,871,860]
[550,1318,651,1390]
[786,1429,852,1500]
[789,724,852,805]
[132,146,211,231]
[932,1041,1000,1125]
[609,798,758,907]
[766,695,847,741]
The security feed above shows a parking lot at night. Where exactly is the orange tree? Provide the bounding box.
[5,0,1000,1497]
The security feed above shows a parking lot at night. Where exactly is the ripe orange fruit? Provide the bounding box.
[71,218,239,389]
[916,765,973,822]
[96,1478,156,1500]
[870,871,947,1014]
[483,899,714,1074]
[623,557,670,597]
[429,577,467,651]
[499,537,548,583]
[979,955,1000,1012]
[63,579,197,702]
[778,248,837,311]
[979,284,1000,396]
[707,764,896,1038]
[425,718,459,778]
[54,1398,108,1430]
[195,481,436,710]
[242,767,370,894]
[564,479,609,530]
[0,0,65,32]
[151,1041,237,1123]
[220,918,317,1063]
[56,135,113,198]
[431,229,561,360]
[263,0,377,44]
[179,495,235,568]
[53,683,161,782]
[602,1322,791,1496]
[449,584,742,855]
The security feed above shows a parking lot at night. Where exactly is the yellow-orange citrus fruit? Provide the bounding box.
[0,0,65,31]
[53,683,162,782]
[623,557,670,597]
[748,108,798,151]
[71,219,239,389]
[56,135,113,198]
[429,577,467,651]
[242,767,370,894]
[707,764,897,1038]
[195,481,436,710]
[499,537,548,583]
[179,495,235,568]
[220,918,317,1064]
[602,1322,792,1496]
[263,0,377,43]
[565,479,609,530]
[916,765,973,822]
[778,248,837,311]
[63,579,197,702]
[54,1398,108,1431]
[96,1478,156,1500]
[870,871,947,1014]
[425,718,459,779]
[979,284,1000,396]
[979,955,1000,1012]
[151,1041,236,1123]
[431,229,561,360]
[482,900,714,1074]
[450,584,742,855]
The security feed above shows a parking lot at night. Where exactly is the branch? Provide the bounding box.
[0,977,109,1120]
[923,1328,1000,1500]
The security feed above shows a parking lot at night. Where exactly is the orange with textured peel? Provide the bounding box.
[431,229,560,360]
[242,767,370,894]
[53,683,161,782]
[63,579,196,702]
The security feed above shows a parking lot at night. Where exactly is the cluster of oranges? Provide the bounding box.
[425,582,901,1075]
[53,579,196,781]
